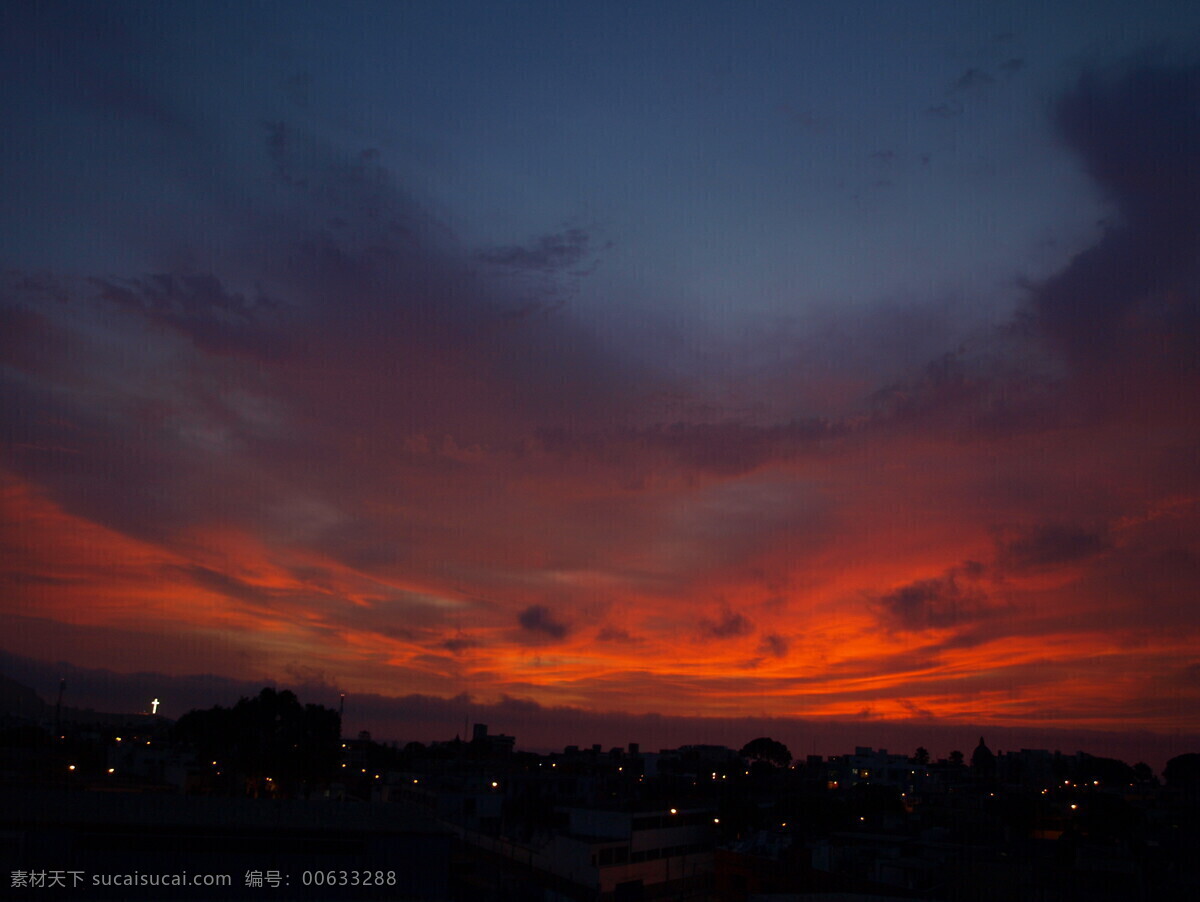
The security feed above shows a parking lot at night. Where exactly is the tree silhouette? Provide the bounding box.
[174,688,341,794]
[912,746,930,765]
[1076,752,1133,786]
[1164,753,1200,790]
[948,749,964,767]
[739,737,792,769]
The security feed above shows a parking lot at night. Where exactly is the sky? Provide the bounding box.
[3,1,1200,765]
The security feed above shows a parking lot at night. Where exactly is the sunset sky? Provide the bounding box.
[3,1,1200,762]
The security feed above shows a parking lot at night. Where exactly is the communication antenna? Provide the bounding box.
[55,678,66,738]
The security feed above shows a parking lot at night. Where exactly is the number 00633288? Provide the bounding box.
[300,871,397,886]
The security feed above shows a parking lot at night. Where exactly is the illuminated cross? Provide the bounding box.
[151,698,160,715]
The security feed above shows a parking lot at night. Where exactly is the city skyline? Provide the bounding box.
[3,2,1200,767]
[0,652,1189,774]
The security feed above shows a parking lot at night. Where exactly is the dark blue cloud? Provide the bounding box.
[518,605,569,640]
[475,228,599,273]
[1032,62,1200,375]
[757,633,789,658]
[89,273,284,359]
[951,68,995,92]
[997,523,1110,571]
[877,564,990,632]
[701,610,753,640]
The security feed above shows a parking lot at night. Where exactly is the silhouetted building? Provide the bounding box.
[470,723,515,756]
